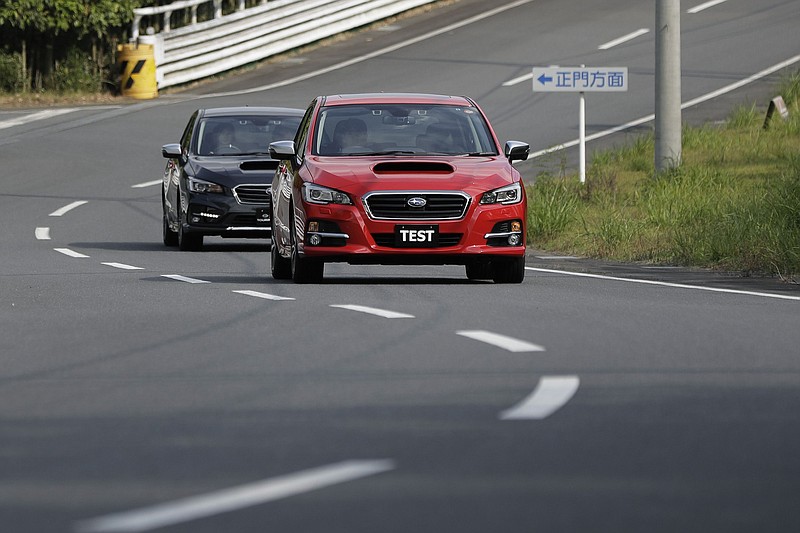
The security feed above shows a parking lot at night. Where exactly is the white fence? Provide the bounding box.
[134,0,437,89]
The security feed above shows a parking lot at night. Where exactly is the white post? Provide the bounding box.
[579,91,586,183]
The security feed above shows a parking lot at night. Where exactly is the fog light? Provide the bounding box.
[309,233,322,246]
[507,234,521,246]
[511,220,522,232]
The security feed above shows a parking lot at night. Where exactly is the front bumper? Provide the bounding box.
[183,193,271,238]
[296,200,526,265]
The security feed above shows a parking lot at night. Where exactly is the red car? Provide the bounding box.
[269,93,530,283]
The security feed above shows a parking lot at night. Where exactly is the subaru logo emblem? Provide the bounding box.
[407,196,427,208]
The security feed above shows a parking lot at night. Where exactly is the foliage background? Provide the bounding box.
[0,0,263,93]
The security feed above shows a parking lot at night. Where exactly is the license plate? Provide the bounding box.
[394,224,439,247]
[255,208,270,224]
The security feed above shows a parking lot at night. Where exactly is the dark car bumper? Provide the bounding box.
[183,193,271,238]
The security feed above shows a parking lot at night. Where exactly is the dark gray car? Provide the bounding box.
[161,106,303,250]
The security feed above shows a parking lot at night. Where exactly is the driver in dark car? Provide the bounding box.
[210,123,237,154]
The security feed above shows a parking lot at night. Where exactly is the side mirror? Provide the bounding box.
[504,141,529,163]
[269,140,296,160]
[161,143,182,159]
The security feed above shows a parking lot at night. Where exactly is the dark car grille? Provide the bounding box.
[372,233,463,248]
[233,185,271,205]
[363,192,470,220]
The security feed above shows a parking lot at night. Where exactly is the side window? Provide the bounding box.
[181,111,198,154]
[294,99,316,162]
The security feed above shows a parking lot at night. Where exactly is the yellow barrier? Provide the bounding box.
[117,43,158,99]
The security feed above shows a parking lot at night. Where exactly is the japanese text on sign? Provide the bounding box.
[532,67,628,92]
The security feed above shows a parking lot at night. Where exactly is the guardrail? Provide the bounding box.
[134,0,437,90]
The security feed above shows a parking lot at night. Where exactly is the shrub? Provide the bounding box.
[0,49,24,92]
[50,49,103,93]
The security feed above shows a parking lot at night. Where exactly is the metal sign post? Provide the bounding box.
[533,66,628,183]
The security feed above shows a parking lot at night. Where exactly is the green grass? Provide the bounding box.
[526,70,800,279]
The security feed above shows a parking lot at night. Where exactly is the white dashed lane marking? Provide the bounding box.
[54,248,89,258]
[330,304,415,319]
[500,376,580,420]
[233,290,295,301]
[687,0,728,14]
[598,28,650,50]
[456,330,545,353]
[74,459,396,533]
[49,200,88,217]
[102,262,145,271]
[161,274,211,284]
[35,227,50,240]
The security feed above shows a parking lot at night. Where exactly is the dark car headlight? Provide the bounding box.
[480,182,522,205]
[303,183,352,205]
[188,177,224,194]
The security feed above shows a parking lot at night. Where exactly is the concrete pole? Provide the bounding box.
[655,0,682,172]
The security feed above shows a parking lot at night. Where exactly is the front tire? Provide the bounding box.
[271,239,291,280]
[178,222,203,251]
[162,204,178,247]
[465,261,492,280]
[492,256,525,284]
[289,206,323,283]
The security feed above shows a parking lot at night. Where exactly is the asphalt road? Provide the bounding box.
[2,1,800,531]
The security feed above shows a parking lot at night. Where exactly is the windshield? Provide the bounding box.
[313,104,498,156]
[196,115,301,156]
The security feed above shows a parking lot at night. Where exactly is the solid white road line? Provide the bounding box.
[456,330,545,353]
[101,262,145,270]
[0,108,78,130]
[688,0,728,14]
[131,180,162,189]
[330,304,415,319]
[49,200,88,217]
[203,0,538,98]
[54,248,89,258]
[526,267,800,302]
[35,227,51,240]
[161,274,210,284]
[232,290,295,301]
[598,28,650,50]
[500,376,580,420]
[74,460,396,533]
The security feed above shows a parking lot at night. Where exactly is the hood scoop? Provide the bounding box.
[373,161,454,174]
[240,160,278,171]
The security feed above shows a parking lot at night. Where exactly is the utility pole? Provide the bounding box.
[655,0,682,172]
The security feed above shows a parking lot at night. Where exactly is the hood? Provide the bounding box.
[305,155,519,197]
[188,155,278,186]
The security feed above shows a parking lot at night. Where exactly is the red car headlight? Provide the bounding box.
[303,183,353,205]
[480,182,522,205]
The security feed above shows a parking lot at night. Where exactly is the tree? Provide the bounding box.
[0,0,144,91]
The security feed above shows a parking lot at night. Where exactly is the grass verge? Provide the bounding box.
[527,71,800,281]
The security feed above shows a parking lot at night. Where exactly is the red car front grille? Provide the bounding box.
[363,192,470,220]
